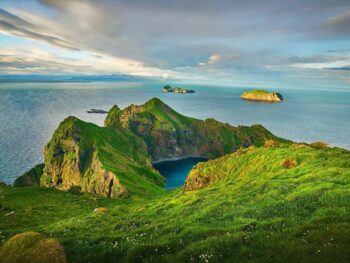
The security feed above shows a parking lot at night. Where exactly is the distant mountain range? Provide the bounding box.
[0,74,151,83]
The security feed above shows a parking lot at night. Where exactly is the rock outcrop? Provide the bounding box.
[163,85,195,93]
[241,90,283,102]
[14,163,44,187]
[40,116,165,198]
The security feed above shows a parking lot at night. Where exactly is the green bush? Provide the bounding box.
[310,141,328,149]
[282,156,298,168]
[68,185,82,195]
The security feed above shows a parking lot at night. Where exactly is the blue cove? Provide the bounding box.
[153,157,208,190]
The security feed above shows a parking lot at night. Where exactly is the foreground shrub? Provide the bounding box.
[291,143,308,149]
[68,185,82,195]
[282,156,298,169]
[264,139,280,148]
[310,141,328,149]
[0,232,67,263]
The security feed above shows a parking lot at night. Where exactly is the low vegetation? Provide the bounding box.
[282,156,298,169]
[1,144,349,262]
[0,232,67,263]
[310,141,329,149]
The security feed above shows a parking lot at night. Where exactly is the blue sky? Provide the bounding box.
[0,0,349,89]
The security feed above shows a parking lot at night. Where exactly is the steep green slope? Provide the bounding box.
[13,163,44,187]
[41,116,165,198]
[105,98,284,160]
[2,144,349,262]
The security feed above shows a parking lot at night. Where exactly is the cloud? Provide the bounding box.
[0,6,180,78]
[289,55,350,70]
[198,54,221,66]
[0,0,350,88]
[328,66,350,71]
[326,10,350,35]
[0,46,203,83]
[197,53,242,67]
[208,54,222,64]
[0,8,79,50]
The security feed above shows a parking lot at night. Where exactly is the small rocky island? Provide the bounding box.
[87,109,108,114]
[163,85,195,93]
[241,89,283,102]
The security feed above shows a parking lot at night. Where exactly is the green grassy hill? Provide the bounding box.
[41,116,165,198]
[105,98,282,160]
[19,98,280,198]
[1,143,349,262]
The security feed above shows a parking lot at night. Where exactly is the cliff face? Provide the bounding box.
[40,116,165,198]
[241,90,283,102]
[105,98,282,161]
[13,163,44,187]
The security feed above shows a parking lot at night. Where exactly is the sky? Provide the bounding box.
[0,0,349,88]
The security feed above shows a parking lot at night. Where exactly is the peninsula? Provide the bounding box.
[241,89,283,102]
[163,85,195,93]
[2,98,349,263]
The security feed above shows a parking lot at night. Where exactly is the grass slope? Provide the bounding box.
[244,89,270,95]
[105,98,283,160]
[1,144,349,262]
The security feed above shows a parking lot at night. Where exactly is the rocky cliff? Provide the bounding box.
[40,116,165,198]
[13,163,44,187]
[163,85,195,93]
[241,90,283,102]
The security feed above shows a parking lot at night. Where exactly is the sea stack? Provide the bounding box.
[241,90,283,102]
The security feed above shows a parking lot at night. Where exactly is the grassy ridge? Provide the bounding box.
[243,89,270,95]
[1,144,349,262]
[19,98,279,198]
[105,98,282,160]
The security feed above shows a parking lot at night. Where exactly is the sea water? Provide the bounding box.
[1,82,349,184]
[153,157,208,189]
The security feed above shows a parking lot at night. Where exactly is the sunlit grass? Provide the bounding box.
[1,144,349,262]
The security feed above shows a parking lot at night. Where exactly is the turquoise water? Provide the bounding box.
[0,82,349,184]
[153,157,208,189]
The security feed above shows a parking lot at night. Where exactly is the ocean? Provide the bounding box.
[0,82,349,184]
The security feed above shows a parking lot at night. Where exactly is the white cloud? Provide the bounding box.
[208,54,222,64]
[290,58,350,70]
[198,53,222,66]
[0,7,177,78]
[0,46,171,77]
